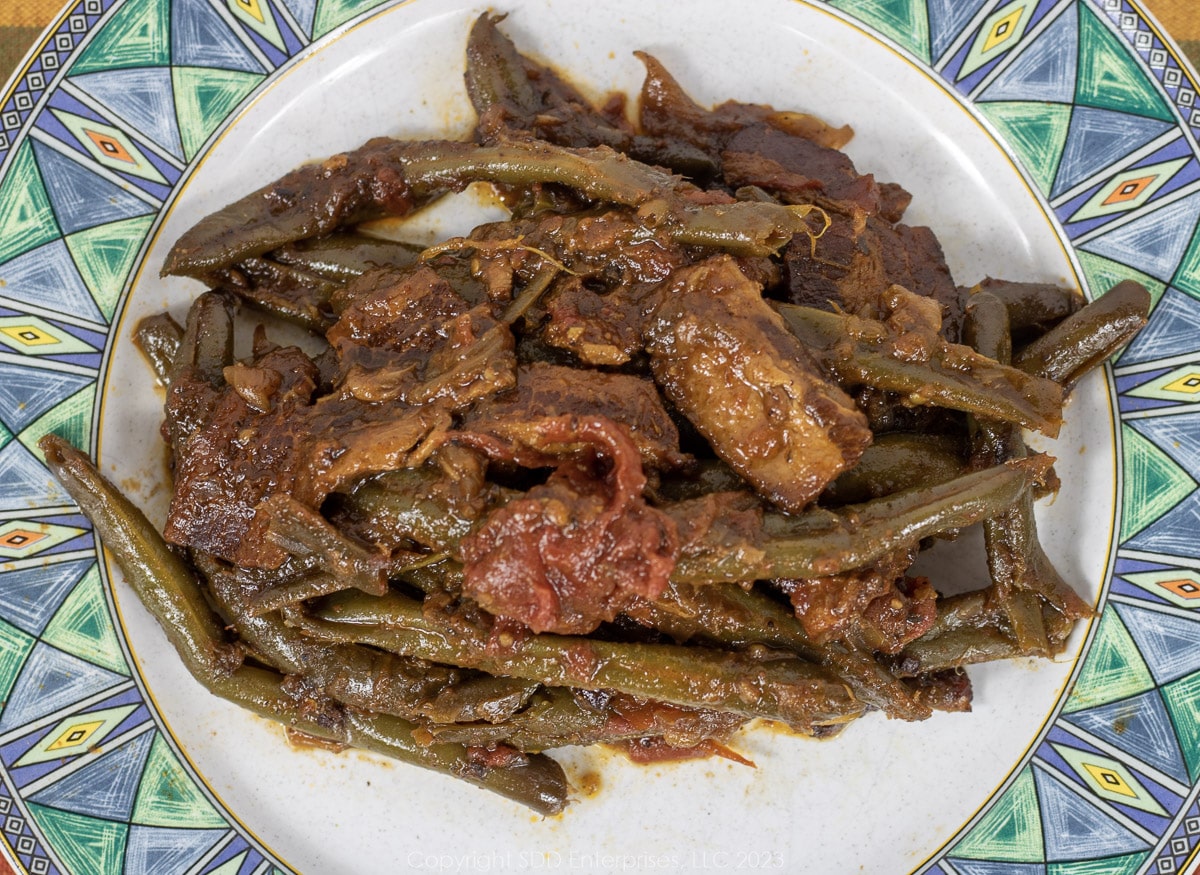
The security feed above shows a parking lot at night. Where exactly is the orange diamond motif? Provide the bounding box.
[0,529,47,551]
[84,129,136,165]
[1102,175,1157,206]
[1160,578,1200,599]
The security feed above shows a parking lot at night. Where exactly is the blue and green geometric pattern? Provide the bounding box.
[4,0,1200,872]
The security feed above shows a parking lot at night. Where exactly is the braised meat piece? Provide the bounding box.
[776,548,938,655]
[462,362,689,470]
[327,265,517,407]
[165,357,449,568]
[457,415,679,635]
[784,213,966,341]
[539,276,644,365]
[645,255,872,511]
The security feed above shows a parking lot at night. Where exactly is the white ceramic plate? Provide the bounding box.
[2,1,1199,873]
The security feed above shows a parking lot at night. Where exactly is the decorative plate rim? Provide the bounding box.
[2,1,1200,873]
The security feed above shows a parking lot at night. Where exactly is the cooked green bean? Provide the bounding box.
[297,590,864,732]
[40,436,569,813]
[40,435,241,681]
[671,457,1049,583]
[213,256,341,331]
[625,581,929,720]
[165,138,822,276]
[965,291,1092,630]
[777,302,1064,436]
[133,312,183,386]
[820,433,965,505]
[1012,279,1150,387]
[968,278,1085,333]
[272,232,423,281]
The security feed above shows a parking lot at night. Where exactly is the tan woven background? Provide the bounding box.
[2,0,1198,92]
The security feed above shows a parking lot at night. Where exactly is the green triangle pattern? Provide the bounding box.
[26,803,129,875]
[1047,853,1151,875]
[17,384,96,463]
[0,618,35,705]
[171,67,266,161]
[949,766,1045,862]
[0,140,62,265]
[1161,673,1200,783]
[64,216,155,322]
[1168,210,1200,301]
[977,101,1072,195]
[1119,425,1197,541]
[208,852,250,874]
[312,0,393,40]
[1064,608,1156,713]
[1075,4,1174,122]
[132,734,228,828]
[1076,250,1168,307]
[70,0,172,75]
[827,0,931,63]
[0,419,12,447]
[41,565,129,676]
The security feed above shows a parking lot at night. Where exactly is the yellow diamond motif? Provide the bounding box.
[983,10,1024,52]
[1082,762,1138,798]
[46,720,105,752]
[0,324,60,346]
[15,705,140,767]
[0,316,97,357]
[1164,373,1200,394]
[233,0,266,23]
[1052,742,1167,815]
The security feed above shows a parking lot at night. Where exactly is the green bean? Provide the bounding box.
[161,292,235,456]
[965,292,1092,628]
[965,291,1050,653]
[133,312,183,386]
[776,302,1064,437]
[168,290,234,387]
[671,457,1049,583]
[297,590,864,732]
[199,553,539,725]
[1012,280,1150,387]
[187,660,567,813]
[969,278,1084,332]
[821,433,965,505]
[962,291,1012,366]
[894,626,1023,675]
[214,256,341,331]
[272,232,423,281]
[39,437,569,813]
[427,688,610,749]
[625,582,929,720]
[165,138,822,277]
[40,435,242,681]
[253,494,390,598]
[343,709,570,815]
[430,688,746,753]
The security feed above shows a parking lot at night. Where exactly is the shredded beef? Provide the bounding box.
[462,362,689,470]
[456,416,679,635]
